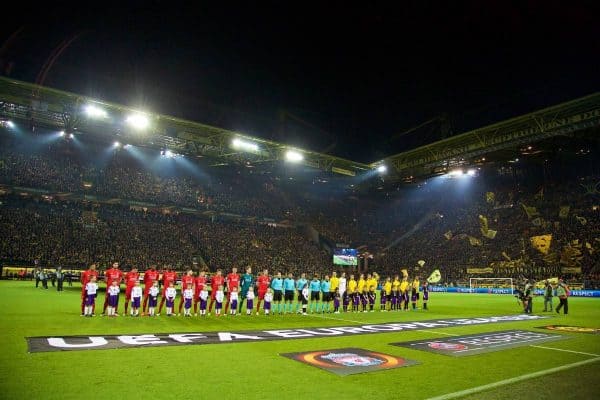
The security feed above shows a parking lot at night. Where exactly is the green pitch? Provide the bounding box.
[0,281,598,400]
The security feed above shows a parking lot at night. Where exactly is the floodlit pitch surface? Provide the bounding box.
[0,281,598,400]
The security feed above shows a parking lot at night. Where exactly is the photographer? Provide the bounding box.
[555,278,569,315]
[543,280,553,312]
[522,279,534,314]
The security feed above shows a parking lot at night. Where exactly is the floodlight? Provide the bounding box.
[114,141,121,148]
[165,150,173,157]
[467,169,476,176]
[68,133,74,139]
[448,169,464,177]
[126,113,149,129]
[377,165,387,173]
[84,104,107,118]
[59,131,65,137]
[285,150,303,162]
[232,138,259,152]
[6,120,15,128]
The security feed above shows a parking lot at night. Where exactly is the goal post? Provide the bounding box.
[469,278,513,294]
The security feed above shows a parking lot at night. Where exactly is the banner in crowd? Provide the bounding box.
[468,236,482,246]
[559,206,570,219]
[444,231,453,240]
[521,203,540,219]
[478,215,497,239]
[560,240,583,266]
[530,234,552,254]
[466,268,494,274]
[561,267,582,274]
[486,192,495,204]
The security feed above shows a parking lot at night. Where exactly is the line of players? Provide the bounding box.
[79,262,430,317]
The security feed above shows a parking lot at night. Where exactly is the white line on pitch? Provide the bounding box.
[306,313,365,324]
[418,330,460,336]
[530,345,600,357]
[425,357,600,400]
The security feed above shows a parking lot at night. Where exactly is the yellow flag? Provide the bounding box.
[401,269,408,278]
[427,269,441,283]
[444,230,453,240]
[531,234,552,254]
[483,229,497,239]
[479,215,488,232]
[468,236,482,246]
[521,203,539,219]
[486,192,495,204]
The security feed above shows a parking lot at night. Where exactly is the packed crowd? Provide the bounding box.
[1,132,598,286]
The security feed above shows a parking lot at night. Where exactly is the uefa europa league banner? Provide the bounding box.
[27,314,547,353]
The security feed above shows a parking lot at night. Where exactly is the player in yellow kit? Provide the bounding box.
[411,276,420,310]
[366,273,378,312]
[391,275,401,310]
[329,271,339,301]
[347,274,358,312]
[382,277,392,311]
[400,277,409,311]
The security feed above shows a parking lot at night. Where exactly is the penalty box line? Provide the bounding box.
[530,345,600,358]
[425,357,600,400]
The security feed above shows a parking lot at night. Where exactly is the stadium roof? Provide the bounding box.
[1,76,599,184]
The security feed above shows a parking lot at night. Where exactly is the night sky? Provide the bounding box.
[1,1,599,163]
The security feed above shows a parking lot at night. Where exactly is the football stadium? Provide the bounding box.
[1,4,599,400]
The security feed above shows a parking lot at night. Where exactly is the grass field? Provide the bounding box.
[0,280,598,400]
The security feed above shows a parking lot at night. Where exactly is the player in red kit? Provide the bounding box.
[178,269,195,315]
[142,265,160,314]
[193,269,208,315]
[157,265,178,315]
[224,266,240,314]
[208,269,224,315]
[102,262,124,316]
[80,263,98,316]
[123,267,139,316]
[256,269,270,314]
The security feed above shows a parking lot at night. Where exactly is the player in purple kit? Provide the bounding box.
[422,281,429,310]
[360,289,368,312]
[342,290,349,312]
[352,290,360,312]
[333,289,341,313]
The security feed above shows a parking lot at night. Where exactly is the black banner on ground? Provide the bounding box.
[281,348,419,376]
[536,325,600,334]
[27,314,547,353]
[390,329,569,357]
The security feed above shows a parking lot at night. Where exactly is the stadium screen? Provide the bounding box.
[333,248,358,266]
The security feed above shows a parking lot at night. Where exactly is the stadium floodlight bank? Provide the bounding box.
[469,278,514,294]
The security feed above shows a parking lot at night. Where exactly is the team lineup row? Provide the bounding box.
[80,263,431,317]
